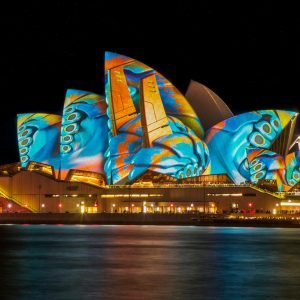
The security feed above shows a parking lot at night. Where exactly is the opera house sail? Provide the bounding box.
[12,51,300,194]
[59,89,108,186]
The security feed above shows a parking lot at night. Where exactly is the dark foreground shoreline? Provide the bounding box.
[1,213,300,227]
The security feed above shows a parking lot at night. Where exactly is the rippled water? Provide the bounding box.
[0,225,300,300]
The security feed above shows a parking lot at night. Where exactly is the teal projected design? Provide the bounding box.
[246,147,285,183]
[60,89,108,179]
[15,52,300,192]
[104,114,209,184]
[104,52,209,184]
[205,110,297,185]
[17,113,61,175]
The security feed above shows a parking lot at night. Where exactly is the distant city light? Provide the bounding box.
[281,202,300,206]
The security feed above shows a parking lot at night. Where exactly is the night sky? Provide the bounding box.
[0,1,299,164]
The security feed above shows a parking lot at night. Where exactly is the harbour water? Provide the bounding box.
[0,225,300,300]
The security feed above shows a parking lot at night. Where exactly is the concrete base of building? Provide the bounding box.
[2,170,300,216]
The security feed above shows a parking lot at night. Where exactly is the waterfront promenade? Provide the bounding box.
[1,213,300,227]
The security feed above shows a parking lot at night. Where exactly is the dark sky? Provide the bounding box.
[0,1,299,164]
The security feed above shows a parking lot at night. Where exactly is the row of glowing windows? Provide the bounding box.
[49,193,244,198]
[101,194,163,198]
[6,200,300,209]
[6,201,98,209]
[48,194,164,198]
[6,201,214,209]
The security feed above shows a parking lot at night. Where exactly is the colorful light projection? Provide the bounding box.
[16,52,300,193]
[205,110,297,184]
[104,61,209,184]
[246,148,300,192]
[246,147,285,184]
[60,89,108,180]
[17,113,61,175]
[105,114,209,184]
[277,151,300,191]
[105,51,204,139]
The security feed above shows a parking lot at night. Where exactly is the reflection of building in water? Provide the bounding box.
[1,52,300,214]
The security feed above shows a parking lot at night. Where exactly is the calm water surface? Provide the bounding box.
[0,225,300,300]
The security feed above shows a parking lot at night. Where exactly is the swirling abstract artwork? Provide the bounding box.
[104,55,209,184]
[205,110,297,184]
[60,89,108,180]
[17,113,61,175]
[104,114,209,184]
[277,151,300,191]
[246,147,285,183]
[105,52,204,139]
[16,52,300,192]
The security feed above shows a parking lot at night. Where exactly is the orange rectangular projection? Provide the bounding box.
[108,66,137,136]
[140,74,172,147]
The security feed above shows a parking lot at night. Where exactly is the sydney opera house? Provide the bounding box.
[0,52,300,214]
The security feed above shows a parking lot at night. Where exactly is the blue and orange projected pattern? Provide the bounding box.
[16,52,300,192]
[105,52,204,139]
[104,115,209,184]
[246,148,300,192]
[205,110,297,185]
[60,89,108,179]
[246,148,285,183]
[278,151,300,191]
[17,113,61,175]
[104,52,209,184]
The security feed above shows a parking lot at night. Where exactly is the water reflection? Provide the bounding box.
[0,225,300,299]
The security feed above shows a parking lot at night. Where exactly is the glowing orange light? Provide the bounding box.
[131,204,135,207]
[58,203,62,208]
[94,203,98,207]
[25,204,28,207]
[248,203,252,207]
